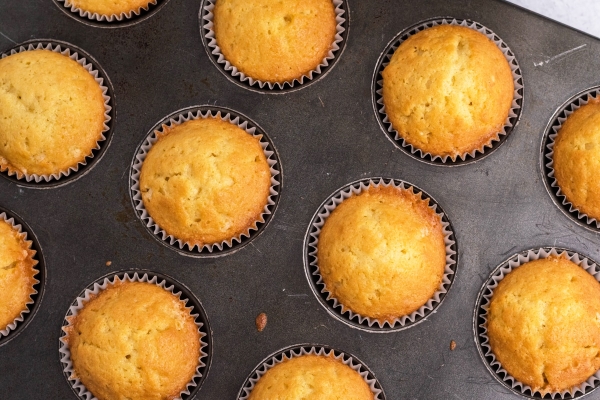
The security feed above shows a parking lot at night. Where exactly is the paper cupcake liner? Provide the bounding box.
[372,17,524,165]
[129,105,281,257]
[542,86,600,232]
[200,0,348,92]
[237,344,385,399]
[0,210,42,343]
[55,0,159,24]
[303,177,458,333]
[0,40,114,186]
[474,247,600,399]
[59,271,212,400]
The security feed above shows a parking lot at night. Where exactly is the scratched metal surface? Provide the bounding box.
[0,0,599,399]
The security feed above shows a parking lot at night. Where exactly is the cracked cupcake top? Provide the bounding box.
[0,49,105,177]
[487,255,600,394]
[139,117,271,247]
[66,281,200,400]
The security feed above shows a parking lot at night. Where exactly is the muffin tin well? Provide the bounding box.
[0,207,46,348]
[198,0,350,94]
[0,39,116,189]
[541,86,600,233]
[52,0,173,28]
[372,17,524,166]
[304,177,458,333]
[237,344,385,399]
[129,105,282,258]
[474,248,600,399]
[59,270,212,399]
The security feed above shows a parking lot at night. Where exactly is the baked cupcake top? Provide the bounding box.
[317,186,446,322]
[0,219,37,331]
[0,49,105,177]
[553,98,600,221]
[382,25,514,158]
[213,0,337,83]
[66,281,200,400]
[139,117,271,247]
[487,256,600,394]
[248,354,373,400]
[68,0,154,16]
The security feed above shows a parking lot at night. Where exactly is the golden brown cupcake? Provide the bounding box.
[317,186,446,322]
[382,25,514,159]
[139,117,271,247]
[0,49,105,178]
[68,0,153,16]
[553,98,600,221]
[248,354,373,399]
[0,219,37,331]
[66,281,200,400]
[213,0,337,83]
[487,255,600,394]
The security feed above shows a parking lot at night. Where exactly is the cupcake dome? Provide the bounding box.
[0,49,105,177]
[317,185,446,322]
[487,256,600,394]
[66,281,200,400]
[248,354,373,399]
[213,0,337,83]
[0,219,37,331]
[553,98,600,221]
[382,25,514,158]
[139,117,271,247]
[68,0,154,16]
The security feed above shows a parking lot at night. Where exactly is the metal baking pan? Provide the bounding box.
[1,0,600,398]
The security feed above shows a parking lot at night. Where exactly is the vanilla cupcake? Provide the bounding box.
[67,0,154,18]
[212,0,337,84]
[0,219,37,332]
[382,24,514,159]
[487,255,600,394]
[0,49,105,178]
[139,117,271,248]
[248,354,373,399]
[553,98,600,221]
[65,281,201,400]
[317,185,446,323]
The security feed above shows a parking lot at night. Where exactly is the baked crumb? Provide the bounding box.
[255,313,267,332]
[450,340,456,351]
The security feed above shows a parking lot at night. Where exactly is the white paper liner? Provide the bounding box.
[477,247,600,399]
[544,88,600,230]
[0,42,112,183]
[57,0,157,22]
[307,178,457,330]
[238,345,384,399]
[201,0,346,90]
[0,212,39,337]
[130,108,280,254]
[59,272,209,400]
[374,18,524,163]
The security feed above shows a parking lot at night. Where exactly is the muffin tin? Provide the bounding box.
[2,0,600,399]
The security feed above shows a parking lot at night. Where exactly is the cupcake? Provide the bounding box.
[66,0,154,18]
[381,24,514,159]
[65,281,201,400]
[0,49,106,178]
[212,0,338,84]
[317,185,447,323]
[486,255,600,394]
[248,354,373,399]
[139,117,272,248]
[0,218,37,332]
[553,98,600,221]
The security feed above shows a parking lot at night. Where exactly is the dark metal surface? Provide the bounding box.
[1,0,600,398]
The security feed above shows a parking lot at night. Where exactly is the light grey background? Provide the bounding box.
[507,0,600,38]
